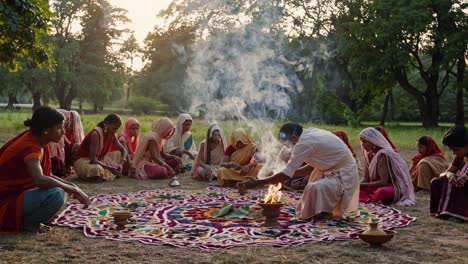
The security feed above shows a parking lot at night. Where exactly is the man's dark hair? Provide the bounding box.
[442,126,468,147]
[278,122,303,141]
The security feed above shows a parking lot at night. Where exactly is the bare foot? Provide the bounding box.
[312,212,333,222]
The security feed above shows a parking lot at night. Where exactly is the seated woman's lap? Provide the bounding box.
[360,185,395,202]
[144,165,169,179]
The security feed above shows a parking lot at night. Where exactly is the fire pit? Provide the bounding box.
[257,183,283,227]
[258,202,283,227]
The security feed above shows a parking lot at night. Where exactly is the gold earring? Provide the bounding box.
[44,131,48,135]
[104,125,108,133]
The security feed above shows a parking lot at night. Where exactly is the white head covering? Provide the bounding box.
[172,113,193,148]
[204,124,227,164]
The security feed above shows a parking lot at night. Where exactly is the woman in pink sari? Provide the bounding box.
[73,114,129,182]
[132,118,182,180]
[359,127,415,206]
[49,110,85,177]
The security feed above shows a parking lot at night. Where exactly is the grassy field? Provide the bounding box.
[0,112,454,158]
[0,112,467,263]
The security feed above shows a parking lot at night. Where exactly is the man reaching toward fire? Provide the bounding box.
[237,122,359,221]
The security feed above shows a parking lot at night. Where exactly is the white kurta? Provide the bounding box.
[281,128,359,219]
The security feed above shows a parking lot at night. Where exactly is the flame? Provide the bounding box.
[262,183,283,204]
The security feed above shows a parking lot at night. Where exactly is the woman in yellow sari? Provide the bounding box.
[217,128,263,186]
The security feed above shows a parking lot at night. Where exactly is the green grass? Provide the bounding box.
[0,112,455,161]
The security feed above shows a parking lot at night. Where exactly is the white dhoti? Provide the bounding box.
[295,155,359,220]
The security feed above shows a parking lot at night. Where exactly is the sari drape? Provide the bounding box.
[132,118,177,179]
[192,124,227,180]
[217,128,263,186]
[360,127,415,206]
[0,131,51,233]
[73,127,117,181]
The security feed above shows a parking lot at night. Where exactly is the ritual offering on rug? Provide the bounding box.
[212,202,252,219]
[112,211,133,230]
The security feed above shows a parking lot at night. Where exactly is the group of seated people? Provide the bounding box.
[0,106,466,234]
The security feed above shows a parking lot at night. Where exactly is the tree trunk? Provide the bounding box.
[420,92,440,128]
[395,68,440,128]
[32,92,42,111]
[455,55,465,126]
[6,95,17,110]
[380,90,392,126]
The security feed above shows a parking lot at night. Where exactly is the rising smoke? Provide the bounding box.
[171,0,313,176]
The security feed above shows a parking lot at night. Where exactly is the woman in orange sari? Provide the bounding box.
[0,107,89,234]
[217,128,263,187]
[73,114,130,182]
[132,118,182,180]
[410,136,448,191]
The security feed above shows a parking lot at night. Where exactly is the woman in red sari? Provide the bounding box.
[74,114,130,182]
[410,136,448,191]
[0,107,89,234]
[430,126,468,221]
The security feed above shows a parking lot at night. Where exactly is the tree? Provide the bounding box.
[0,67,25,109]
[19,60,51,110]
[119,33,140,101]
[78,0,130,112]
[49,0,87,109]
[0,0,53,68]
[138,25,196,112]
[334,0,467,127]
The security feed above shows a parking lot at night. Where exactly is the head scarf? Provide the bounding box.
[119,118,140,155]
[229,128,257,166]
[132,118,175,165]
[68,110,85,144]
[172,114,193,149]
[360,127,415,206]
[230,128,254,148]
[332,130,356,158]
[205,124,227,165]
[410,135,445,175]
[375,126,397,152]
[362,126,398,166]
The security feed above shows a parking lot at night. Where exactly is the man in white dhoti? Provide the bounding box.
[238,123,359,221]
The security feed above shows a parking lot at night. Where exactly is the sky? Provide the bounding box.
[110,0,173,70]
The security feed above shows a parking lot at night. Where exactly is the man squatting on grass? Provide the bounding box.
[238,122,360,221]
